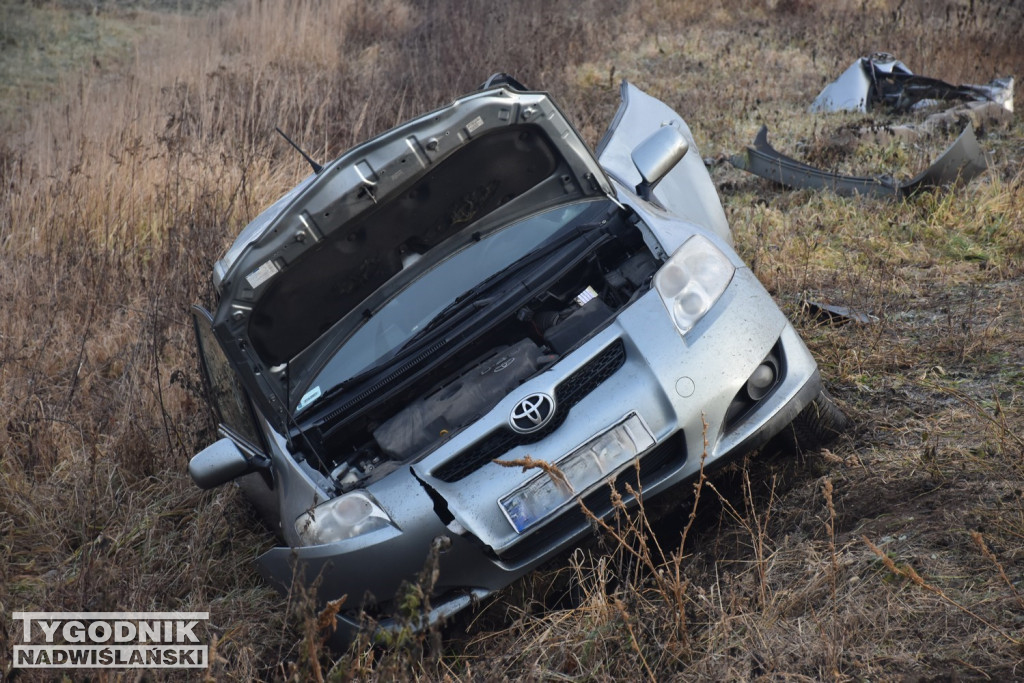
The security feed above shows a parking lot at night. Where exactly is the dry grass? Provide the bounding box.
[1,0,1023,679]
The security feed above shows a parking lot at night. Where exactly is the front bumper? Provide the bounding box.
[256,266,821,645]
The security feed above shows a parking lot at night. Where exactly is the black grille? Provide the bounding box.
[432,339,626,482]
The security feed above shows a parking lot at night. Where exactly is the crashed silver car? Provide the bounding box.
[189,76,845,645]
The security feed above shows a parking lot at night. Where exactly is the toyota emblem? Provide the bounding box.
[509,393,556,434]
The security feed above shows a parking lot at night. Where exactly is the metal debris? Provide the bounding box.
[729,124,988,199]
[810,53,1013,114]
[802,301,879,326]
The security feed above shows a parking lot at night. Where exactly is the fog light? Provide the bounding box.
[745,362,776,401]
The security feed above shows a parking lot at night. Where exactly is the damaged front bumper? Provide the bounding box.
[729,124,988,199]
[254,267,823,644]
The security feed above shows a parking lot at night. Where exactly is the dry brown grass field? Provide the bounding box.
[1,0,1023,680]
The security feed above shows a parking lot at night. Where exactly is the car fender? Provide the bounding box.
[596,81,732,246]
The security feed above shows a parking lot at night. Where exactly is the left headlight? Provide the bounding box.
[295,491,394,545]
[654,235,735,336]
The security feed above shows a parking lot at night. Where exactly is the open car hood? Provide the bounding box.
[210,85,613,431]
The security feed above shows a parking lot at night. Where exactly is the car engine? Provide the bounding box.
[299,219,662,492]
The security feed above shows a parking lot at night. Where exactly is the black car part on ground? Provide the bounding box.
[801,301,879,326]
[874,72,1012,113]
[729,124,987,199]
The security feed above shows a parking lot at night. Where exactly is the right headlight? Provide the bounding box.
[654,235,735,336]
[294,491,393,545]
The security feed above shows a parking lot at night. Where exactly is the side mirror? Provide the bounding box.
[189,438,262,489]
[631,124,689,199]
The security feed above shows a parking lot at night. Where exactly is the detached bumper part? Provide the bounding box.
[810,54,1014,114]
[729,124,988,199]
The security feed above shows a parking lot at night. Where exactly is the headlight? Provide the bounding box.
[294,491,393,545]
[654,235,735,336]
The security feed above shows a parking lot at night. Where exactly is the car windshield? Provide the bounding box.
[298,200,604,411]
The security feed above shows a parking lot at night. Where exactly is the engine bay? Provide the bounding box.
[298,218,662,492]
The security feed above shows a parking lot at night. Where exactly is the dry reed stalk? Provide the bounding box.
[861,535,1021,645]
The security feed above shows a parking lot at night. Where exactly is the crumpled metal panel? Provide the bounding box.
[811,54,1014,114]
[811,54,912,112]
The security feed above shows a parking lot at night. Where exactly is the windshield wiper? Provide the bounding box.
[294,293,502,420]
[297,217,611,418]
[400,220,607,348]
[403,295,495,346]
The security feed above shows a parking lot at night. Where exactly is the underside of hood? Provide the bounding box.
[210,85,613,430]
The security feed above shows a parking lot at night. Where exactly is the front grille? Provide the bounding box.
[496,432,686,565]
[432,339,626,482]
[554,338,627,406]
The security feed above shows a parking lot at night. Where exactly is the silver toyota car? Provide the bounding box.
[189,75,846,645]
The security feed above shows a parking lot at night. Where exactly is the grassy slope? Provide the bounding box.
[1,0,1022,680]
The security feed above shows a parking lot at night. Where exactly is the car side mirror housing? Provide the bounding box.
[189,438,260,489]
[631,124,689,199]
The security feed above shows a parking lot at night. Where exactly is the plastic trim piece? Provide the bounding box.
[729,124,988,199]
